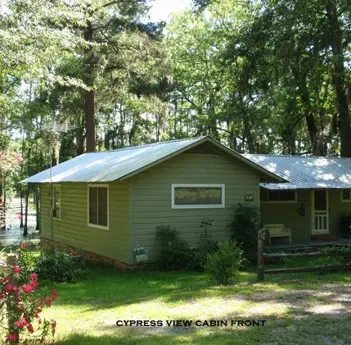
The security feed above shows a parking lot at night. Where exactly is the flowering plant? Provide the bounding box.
[0,247,57,344]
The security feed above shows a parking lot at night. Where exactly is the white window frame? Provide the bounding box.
[52,184,61,220]
[87,184,109,230]
[341,189,351,202]
[261,189,297,204]
[171,184,225,209]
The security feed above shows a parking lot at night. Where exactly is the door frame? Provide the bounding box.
[311,190,329,234]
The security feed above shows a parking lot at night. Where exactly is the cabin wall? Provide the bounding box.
[130,151,261,262]
[40,181,131,264]
[260,190,311,243]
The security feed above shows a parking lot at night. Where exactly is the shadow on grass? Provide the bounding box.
[42,264,351,313]
[55,309,351,345]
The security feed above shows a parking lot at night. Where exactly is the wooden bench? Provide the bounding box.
[264,224,292,244]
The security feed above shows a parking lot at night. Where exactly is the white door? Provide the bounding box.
[312,190,329,234]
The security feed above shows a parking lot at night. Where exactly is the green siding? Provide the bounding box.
[40,181,131,264]
[260,190,311,242]
[329,190,351,237]
[130,152,260,261]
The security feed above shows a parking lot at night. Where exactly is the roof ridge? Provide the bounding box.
[87,136,206,154]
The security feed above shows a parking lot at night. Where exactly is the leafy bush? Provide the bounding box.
[230,203,260,264]
[205,240,244,285]
[36,251,88,282]
[0,254,57,344]
[321,244,351,269]
[192,230,218,271]
[156,225,194,270]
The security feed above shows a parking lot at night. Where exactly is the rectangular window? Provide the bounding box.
[261,189,296,203]
[88,185,109,229]
[341,189,351,202]
[52,185,61,219]
[171,184,225,209]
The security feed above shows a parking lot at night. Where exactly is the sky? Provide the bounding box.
[148,0,192,22]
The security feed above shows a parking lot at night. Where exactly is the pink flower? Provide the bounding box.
[4,285,14,293]
[7,334,17,342]
[26,323,34,333]
[12,265,22,273]
[22,284,33,294]
[20,242,28,249]
[15,318,28,328]
[30,273,38,281]
[29,280,38,289]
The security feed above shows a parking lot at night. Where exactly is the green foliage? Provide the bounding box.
[230,203,260,264]
[192,229,218,271]
[205,240,243,285]
[36,251,88,282]
[321,244,351,269]
[155,225,194,270]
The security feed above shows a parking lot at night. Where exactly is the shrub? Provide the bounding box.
[0,255,57,344]
[36,251,88,282]
[321,244,351,269]
[205,240,244,285]
[156,225,194,270]
[230,203,260,264]
[192,230,218,271]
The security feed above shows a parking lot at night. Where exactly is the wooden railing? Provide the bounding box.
[257,229,348,282]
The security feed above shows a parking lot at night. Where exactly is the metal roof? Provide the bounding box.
[244,154,351,190]
[23,137,282,183]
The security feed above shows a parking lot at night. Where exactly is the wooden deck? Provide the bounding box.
[266,238,349,250]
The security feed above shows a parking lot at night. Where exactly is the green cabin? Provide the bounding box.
[23,137,351,267]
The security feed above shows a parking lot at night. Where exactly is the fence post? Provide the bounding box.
[257,228,266,282]
[6,254,19,342]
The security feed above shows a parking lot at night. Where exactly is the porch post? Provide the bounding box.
[257,228,266,282]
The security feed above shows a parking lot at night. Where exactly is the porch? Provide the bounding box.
[266,238,349,251]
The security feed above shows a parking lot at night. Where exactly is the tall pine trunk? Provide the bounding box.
[84,22,95,153]
[326,1,351,157]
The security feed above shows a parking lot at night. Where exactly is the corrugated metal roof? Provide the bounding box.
[22,137,283,183]
[245,154,351,189]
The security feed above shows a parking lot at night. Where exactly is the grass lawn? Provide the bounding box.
[35,263,351,345]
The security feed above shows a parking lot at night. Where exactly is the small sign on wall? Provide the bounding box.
[134,245,148,262]
[245,194,254,202]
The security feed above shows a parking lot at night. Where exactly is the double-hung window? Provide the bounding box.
[88,185,109,229]
[171,184,225,209]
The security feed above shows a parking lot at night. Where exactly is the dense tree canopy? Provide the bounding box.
[1,0,351,196]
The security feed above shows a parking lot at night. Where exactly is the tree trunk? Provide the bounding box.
[84,22,96,153]
[326,1,351,156]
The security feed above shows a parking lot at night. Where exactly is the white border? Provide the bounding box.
[261,190,297,204]
[311,190,329,234]
[341,189,351,203]
[52,184,61,220]
[87,184,109,230]
[171,184,225,209]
